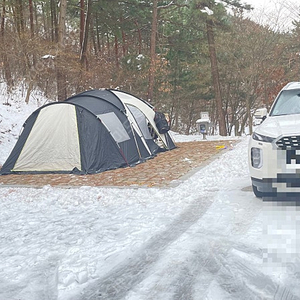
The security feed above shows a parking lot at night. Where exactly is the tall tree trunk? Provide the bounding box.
[41,2,48,39]
[80,0,85,47]
[50,0,58,42]
[28,0,37,68]
[106,33,110,58]
[114,35,119,69]
[206,18,227,136]
[91,18,97,55]
[122,28,127,56]
[34,1,38,33]
[185,99,195,135]
[147,0,158,102]
[29,0,34,38]
[0,1,5,38]
[56,0,67,101]
[80,0,92,70]
[14,0,24,37]
[95,14,101,53]
[1,0,13,90]
[246,96,253,135]
[134,20,142,54]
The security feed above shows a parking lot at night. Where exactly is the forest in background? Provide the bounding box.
[1,0,300,135]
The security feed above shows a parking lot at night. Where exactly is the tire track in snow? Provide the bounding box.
[137,187,300,300]
[0,256,59,300]
[214,252,300,300]
[74,184,300,300]
[168,233,300,300]
[166,188,264,300]
[73,195,214,300]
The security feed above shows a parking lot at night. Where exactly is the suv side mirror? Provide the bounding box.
[254,108,267,119]
[254,108,268,125]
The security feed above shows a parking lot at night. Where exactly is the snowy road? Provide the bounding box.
[73,179,300,300]
[1,138,300,299]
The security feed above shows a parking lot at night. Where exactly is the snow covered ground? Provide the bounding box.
[1,89,300,299]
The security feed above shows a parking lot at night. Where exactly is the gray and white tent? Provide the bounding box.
[0,89,175,175]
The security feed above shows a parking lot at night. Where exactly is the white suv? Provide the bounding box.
[249,82,300,198]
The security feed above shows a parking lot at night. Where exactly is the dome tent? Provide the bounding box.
[0,89,175,175]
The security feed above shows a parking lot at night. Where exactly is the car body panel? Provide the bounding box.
[255,115,300,138]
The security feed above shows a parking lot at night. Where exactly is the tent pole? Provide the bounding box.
[129,122,142,159]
